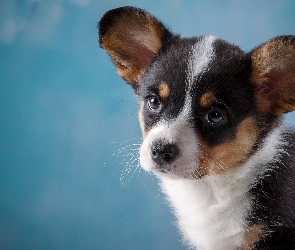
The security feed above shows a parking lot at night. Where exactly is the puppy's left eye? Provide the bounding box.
[205,109,224,125]
[148,96,161,110]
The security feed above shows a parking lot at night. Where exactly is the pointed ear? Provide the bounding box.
[98,7,172,93]
[250,36,295,115]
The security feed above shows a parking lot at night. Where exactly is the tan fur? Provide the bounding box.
[158,81,170,99]
[100,9,164,86]
[138,101,147,139]
[240,224,266,250]
[198,117,258,175]
[251,36,295,114]
[200,92,215,108]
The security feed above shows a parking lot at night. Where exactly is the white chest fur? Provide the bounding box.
[161,175,251,250]
[160,124,286,250]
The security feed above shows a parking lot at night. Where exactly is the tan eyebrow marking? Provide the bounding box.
[200,92,215,108]
[158,81,170,99]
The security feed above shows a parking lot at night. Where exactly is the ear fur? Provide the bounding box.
[251,36,295,114]
[98,7,172,93]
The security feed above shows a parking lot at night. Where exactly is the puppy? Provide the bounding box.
[98,6,295,250]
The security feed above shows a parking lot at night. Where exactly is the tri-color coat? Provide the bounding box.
[98,7,295,250]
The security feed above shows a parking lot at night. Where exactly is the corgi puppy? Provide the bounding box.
[98,6,295,250]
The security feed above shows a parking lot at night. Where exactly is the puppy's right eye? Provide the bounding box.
[206,109,224,124]
[148,96,161,110]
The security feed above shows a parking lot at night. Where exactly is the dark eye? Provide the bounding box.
[148,96,161,110]
[206,109,224,124]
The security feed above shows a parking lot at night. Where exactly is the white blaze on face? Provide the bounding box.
[139,36,216,178]
[179,35,216,121]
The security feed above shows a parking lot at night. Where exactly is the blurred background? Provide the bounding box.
[0,0,295,249]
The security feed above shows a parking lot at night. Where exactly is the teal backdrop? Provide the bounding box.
[1,1,295,249]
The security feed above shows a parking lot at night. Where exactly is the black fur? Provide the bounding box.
[98,6,295,249]
[140,37,257,147]
[249,130,295,249]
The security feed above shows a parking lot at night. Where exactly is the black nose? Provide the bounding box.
[151,140,179,166]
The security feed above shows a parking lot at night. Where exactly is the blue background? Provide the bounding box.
[1,1,295,249]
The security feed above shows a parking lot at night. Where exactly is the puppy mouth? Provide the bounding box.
[152,161,201,179]
[157,167,170,174]
[154,163,172,173]
[150,154,205,179]
[153,164,178,177]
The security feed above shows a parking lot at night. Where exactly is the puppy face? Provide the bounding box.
[99,7,295,179]
[138,36,258,178]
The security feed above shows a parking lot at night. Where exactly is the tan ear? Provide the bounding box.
[98,7,172,93]
[251,36,295,114]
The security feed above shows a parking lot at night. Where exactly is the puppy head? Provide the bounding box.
[98,7,295,179]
